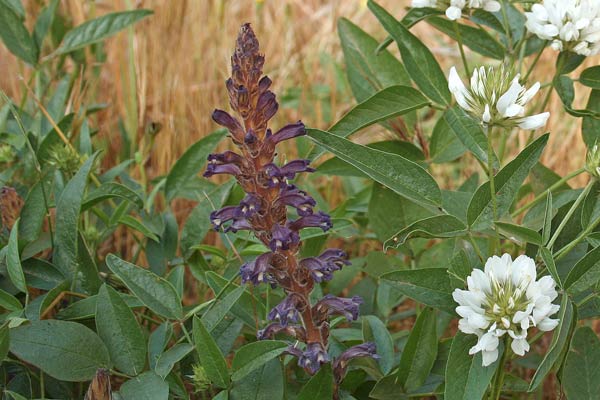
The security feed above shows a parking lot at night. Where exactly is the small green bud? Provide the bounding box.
[586,143,600,179]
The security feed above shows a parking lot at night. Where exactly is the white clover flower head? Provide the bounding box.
[411,0,500,20]
[586,143,600,178]
[448,65,550,131]
[525,0,600,56]
[453,254,560,366]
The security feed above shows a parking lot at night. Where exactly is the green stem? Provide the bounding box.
[547,181,594,249]
[453,20,470,75]
[500,0,513,51]
[511,167,586,217]
[523,41,547,82]
[179,321,193,344]
[468,233,485,262]
[487,127,501,252]
[489,339,510,400]
[555,212,600,261]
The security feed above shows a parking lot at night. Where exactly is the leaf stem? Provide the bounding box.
[489,339,510,400]
[554,211,600,261]
[453,20,470,75]
[523,41,547,82]
[547,180,593,250]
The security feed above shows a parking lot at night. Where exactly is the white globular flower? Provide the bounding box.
[453,254,560,367]
[448,65,550,131]
[525,0,600,56]
[411,0,501,21]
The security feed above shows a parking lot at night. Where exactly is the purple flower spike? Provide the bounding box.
[313,294,363,322]
[207,151,244,166]
[256,91,278,122]
[276,186,316,216]
[300,249,350,282]
[288,211,332,232]
[265,121,306,146]
[269,224,300,251]
[268,294,304,326]
[224,218,254,233]
[240,252,273,285]
[332,343,378,382]
[298,342,330,374]
[257,323,306,341]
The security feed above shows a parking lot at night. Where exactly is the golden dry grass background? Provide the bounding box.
[1,0,597,188]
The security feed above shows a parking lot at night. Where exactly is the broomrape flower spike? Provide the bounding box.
[448,65,550,130]
[453,254,560,366]
[206,23,377,385]
[412,0,500,21]
[525,0,600,56]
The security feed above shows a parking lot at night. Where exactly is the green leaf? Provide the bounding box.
[397,307,437,392]
[18,179,49,244]
[33,0,59,48]
[528,296,575,391]
[562,327,600,400]
[118,215,160,242]
[82,182,144,211]
[6,219,27,293]
[543,191,553,245]
[381,268,455,314]
[363,315,394,374]
[468,134,549,230]
[165,129,227,201]
[443,107,495,167]
[338,18,411,102]
[582,89,600,147]
[495,222,542,245]
[0,288,22,311]
[53,153,98,278]
[384,215,467,251]
[120,371,169,400]
[0,325,9,362]
[9,320,111,382]
[155,343,193,379]
[564,246,600,295]
[581,66,600,89]
[105,254,183,320]
[230,358,283,400]
[193,316,230,389]
[96,284,146,376]
[430,116,467,163]
[297,363,333,400]
[427,17,505,59]
[368,0,450,105]
[581,181,600,229]
[327,85,429,138]
[148,322,172,369]
[231,340,288,381]
[0,1,38,65]
[201,286,245,332]
[539,247,562,289]
[308,128,441,209]
[56,10,153,54]
[445,332,499,400]
[557,51,586,75]
[181,180,234,257]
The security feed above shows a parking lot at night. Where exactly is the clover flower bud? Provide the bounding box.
[453,254,559,366]
[586,143,600,179]
[525,0,600,56]
[448,65,550,130]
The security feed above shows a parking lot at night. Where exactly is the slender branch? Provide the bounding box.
[547,181,593,250]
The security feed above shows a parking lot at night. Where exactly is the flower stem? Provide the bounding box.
[523,41,547,82]
[489,339,510,400]
[453,20,470,76]
[547,180,593,250]
[487,127,501,251]
[555,211,600,261]
[511,167,586,217]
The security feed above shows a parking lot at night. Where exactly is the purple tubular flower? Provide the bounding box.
[257,323,306,340]
[298,342,330,374]
[240,252,273,285]
[300,249,350,282]
[244,129,258,145]
[256,91,278,121]
[239,194,261,218]
[207,151,244,166]
[314,294,363,322]
[288,211,332,232]
[210,206,239,230]
[268,294,303,326]
[269,224,300,251]
[265,122,306,146]
[276,186,316,216]
[212,109,244,139]
[224,218,253,233]
[203,163,242,178]
[333,343,378,382]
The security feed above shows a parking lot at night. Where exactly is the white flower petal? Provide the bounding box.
[446,6,463,20]
[517,112,550,130]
